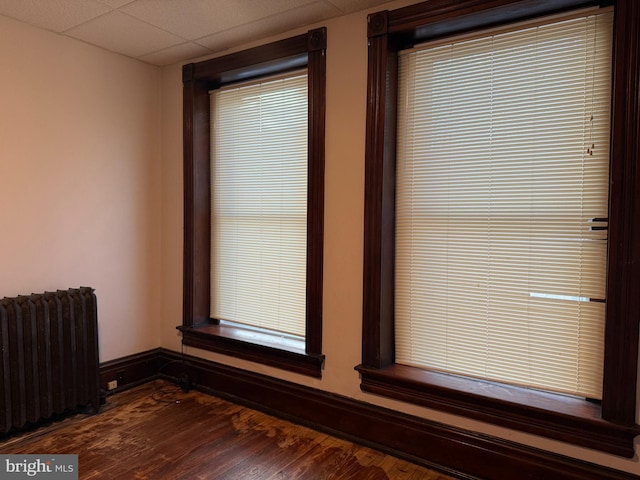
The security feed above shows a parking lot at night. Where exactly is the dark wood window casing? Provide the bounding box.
[357,0,640,457]
[180,28,327,378]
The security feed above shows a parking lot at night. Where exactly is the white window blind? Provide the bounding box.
[210,72,308,337]
[395,10,613,399]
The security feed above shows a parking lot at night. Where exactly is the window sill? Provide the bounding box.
[177,321,324,378]
[355,363,639,457]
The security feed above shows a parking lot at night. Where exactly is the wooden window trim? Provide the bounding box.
[181,28,327,378]
[358,0,640,456]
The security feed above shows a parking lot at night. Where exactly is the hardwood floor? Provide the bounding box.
[0,381,458,479]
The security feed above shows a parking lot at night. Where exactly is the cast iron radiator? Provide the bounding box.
[0,287,100,433]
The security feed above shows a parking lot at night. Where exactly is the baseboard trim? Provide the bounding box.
[101,348,638,480]
[99,348,162,394]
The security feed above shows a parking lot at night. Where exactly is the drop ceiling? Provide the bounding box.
[0,0,391,66]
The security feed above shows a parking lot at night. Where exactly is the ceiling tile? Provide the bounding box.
[139,42,213,66]
[196,1,339,52]
[327,0,391,14]
[0,0,111,32]
[122,0,318,41]
[0,0,393,66]
[65,10,185,58]
[96,0,136,7]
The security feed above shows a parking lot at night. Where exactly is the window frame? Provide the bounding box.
[357,0,640,457]
[180,28,326,378]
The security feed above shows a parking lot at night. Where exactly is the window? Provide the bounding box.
[358,0,640,457]
[211,73,309,338]
[395,11,612,402]
[181,29,326,378]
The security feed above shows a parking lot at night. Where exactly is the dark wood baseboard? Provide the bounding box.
[100,348,638,480]
[99,348,162,394]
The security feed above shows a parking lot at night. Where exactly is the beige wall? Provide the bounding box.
[0,15,162,362]
[158,1,640,475]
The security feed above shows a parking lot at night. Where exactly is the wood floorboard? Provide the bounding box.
[0,381,458,480]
